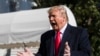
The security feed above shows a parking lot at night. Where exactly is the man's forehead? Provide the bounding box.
[50,8,60,12]
[49,10,60,14]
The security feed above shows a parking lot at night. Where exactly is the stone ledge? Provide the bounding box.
[0,41,40,48]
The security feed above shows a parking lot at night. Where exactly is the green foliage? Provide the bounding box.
[32,0,100,56]
[69,0,100,56]
[72,0,100,32]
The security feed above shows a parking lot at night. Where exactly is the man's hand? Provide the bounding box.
[64,42,71,56]
[17,47,34,56]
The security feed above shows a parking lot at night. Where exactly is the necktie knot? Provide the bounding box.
[56,31,60,34]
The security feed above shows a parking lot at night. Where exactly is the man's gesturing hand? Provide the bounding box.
[17,47,34,56]
[64,42,71,56]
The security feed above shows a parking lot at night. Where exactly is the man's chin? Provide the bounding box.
[52,27,58,31]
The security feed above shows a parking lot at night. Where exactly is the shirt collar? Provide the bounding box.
[60,23,68,34]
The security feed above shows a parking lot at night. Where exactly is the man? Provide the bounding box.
[17,5,91,56]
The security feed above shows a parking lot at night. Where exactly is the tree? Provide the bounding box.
[71,0,100,56]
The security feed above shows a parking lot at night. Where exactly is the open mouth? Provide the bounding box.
[51,23,57,26]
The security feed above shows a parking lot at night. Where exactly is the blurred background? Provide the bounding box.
[0,0,100,56]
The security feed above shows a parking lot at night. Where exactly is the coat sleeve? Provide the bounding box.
[35,32,48,56]
[71,29,91,56]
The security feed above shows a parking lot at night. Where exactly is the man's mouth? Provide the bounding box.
[51,23,57,26]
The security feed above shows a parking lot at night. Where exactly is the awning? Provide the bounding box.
[0,5,77,48]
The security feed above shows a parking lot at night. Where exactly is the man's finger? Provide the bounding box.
[17,52,24,54]
[17,52,24,56]
[65,42,68,46]
[64,49,70,54]
[65,42,70,50]
[64,54,70,56]
[24,47,31,53]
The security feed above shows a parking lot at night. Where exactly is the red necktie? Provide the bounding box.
[55,31,61,56]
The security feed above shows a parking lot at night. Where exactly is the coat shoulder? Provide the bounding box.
[41,30,55,40]
[69,25,88,34]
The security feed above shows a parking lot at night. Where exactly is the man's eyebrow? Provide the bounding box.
[49,15,55,17]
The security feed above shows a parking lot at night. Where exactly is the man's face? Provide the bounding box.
[49,11,66,31]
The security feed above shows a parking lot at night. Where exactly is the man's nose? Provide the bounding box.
[50,17,54,21]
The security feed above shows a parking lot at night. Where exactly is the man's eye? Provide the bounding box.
[49,15,55,18]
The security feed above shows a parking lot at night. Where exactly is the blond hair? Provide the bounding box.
[48,5,68,21]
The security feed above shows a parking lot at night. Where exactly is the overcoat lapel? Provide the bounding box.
[58,24,72,56]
